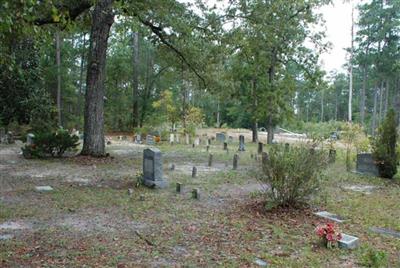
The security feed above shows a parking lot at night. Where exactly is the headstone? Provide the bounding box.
[208,138,211,145]
[139,194,145,201]
[356,153,379,176]
[254,258,268,267]
[329,149,336,163]
[142,148,167,188]
[191,188,199,199]
[233,154,239,170]
[228,136,233,142]
[192,143,195,148]
[206,145,210,152]
[192,166,197,178]
[185,133,190,145]
[208,154,213,167]
[284,143,290,151]
[216,132,226,143]
[314,211,347,223]
[238,135,245,151]
[338,234,359,249]
[261,152,269,166]
[194,137,200,146]
[0,128,5,143]
[128,188,134,196]
[169,133,174,144]
[258,142,263,154]
[176,182,182,193]
[369,227,400,238]
[223,142,228,150]
[169,164,175,171]
[35,186,54,192]
[27,133,35,146]
[135,134,141,144]
[146,135,155,145]
[5,131,14,144]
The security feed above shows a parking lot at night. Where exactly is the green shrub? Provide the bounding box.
[22,129,79,158]
[260,144,328,208]
[372,109,398,179]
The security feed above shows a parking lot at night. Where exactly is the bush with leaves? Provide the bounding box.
[372,109,398,179]
[22,129,79,158]
[260,144,328,208]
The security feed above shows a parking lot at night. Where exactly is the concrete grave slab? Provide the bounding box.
[314,211,347,223]
[370,227,400,238]
[338,234,359,249]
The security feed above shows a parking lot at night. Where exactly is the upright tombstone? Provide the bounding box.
[329,149,336,163]
[194,137,200,146]
[169,133,174,144]
[142,148,167,188]
[258,142,263,154]
[208,138,211,145]
[208,154,213,167]
[135,134,142,144]
[223,142,228,150]
[192,166,197,178]
[185,133,190,145]
[233,154,239,170]
[146,135,155,145]
[216,132,226,143]
[356,153,379,176]
[26,133,35,146]
[238,135,245,151]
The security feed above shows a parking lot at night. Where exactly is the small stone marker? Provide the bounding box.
[284,143,290,151]
[254,258,268,267]
[223,142,228,150]
[356,153,379,176]
[139,194,145,201]
[128,188,134,196]
[208,154,213,167]
[146,135,155,145]
[216,132,226,143]
[169,133,174,144]
[176,182,182,193]
[35,186,54,192]
[208,138,211,145]
[191,188,199,199]
[338,234,359,249]
[314,211,347,223]
[206,145,210,152]
[142,148,167,188]
[329,149,336,163]
[258,142,263,154]
[27,133,35,146]
[192,166,197,178]
[369,227,400,238]
[169,164,175,171]
[238,135,245,151]
[134,134,141,144]
[233,154,239,170]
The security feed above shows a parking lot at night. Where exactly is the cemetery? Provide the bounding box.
[1,0,400,267]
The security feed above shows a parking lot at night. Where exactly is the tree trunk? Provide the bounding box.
[77,33,86,128]
[81,0,114,157]
[139,47,153,127]
[251,78,258,143]
[132,31,140,128]
[266,63,275,144]
[320,89,324,122]
[384,79,389,117]
[360,65,367,127]
[56,30,62,127]
[371,86,379,136]
[378,81,384,126]
[348,4,354,123]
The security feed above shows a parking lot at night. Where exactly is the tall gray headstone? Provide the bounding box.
[258,142,263,154]
[216,132,226,143]
[27,133,35,146]
[233,154,238,170]
[238,135,245,151]
[356,153,379,176]
[169,133,174,144]
[142,148,167,188]
[146,135,155,145]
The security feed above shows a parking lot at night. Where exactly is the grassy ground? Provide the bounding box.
[0,139,399,267]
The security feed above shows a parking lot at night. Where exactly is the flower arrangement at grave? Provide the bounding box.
[315,223,342,248]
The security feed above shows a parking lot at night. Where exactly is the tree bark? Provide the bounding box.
[320,89,324,122]
[378,81,384,126]
[371,86,379,136]
[251,77,258,143]
[77,33,86,127]
[56,30,62,127]
[81,0,114,157]
[384,79,389,117]
[132,31,140,128]
[359,64,367,127]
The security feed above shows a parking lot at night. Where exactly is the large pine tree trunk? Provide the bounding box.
[251,78,258,143]
[81,0,114,157]
[359,65,367,127]
[132,32,140,128]
[77,33,86,127]
[56,30,62,127]
[371,86,379,136]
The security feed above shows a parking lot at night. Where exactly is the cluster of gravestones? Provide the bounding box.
[0,129,14,144]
